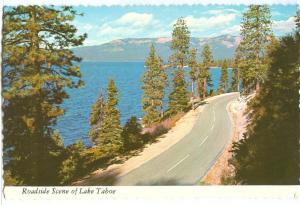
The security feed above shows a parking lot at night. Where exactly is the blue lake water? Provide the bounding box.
[56,62,231,146]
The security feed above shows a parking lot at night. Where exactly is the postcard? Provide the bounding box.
[1,0,299,203]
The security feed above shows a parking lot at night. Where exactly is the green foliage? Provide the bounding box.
[168,17,190,114]
[169,17,191,68]
[58,140,86,185]
[141,45,167,126]
[188,48,198,82]
[230,29,299,184]
[2,6,86,185]
[168,68,189,114]
[218,59,228,93]
[3,170,22,186]
[98,79,123,154]
[199,44,214,99]
[230,47,242,92]
[239,5,273,90]
[122,116,143,151]
[89,91,106,144]
[296,10,300,31]
[188,48,199,98]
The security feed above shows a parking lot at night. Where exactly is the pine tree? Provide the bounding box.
[121,116,143,151]
[296,10,300,30]
[88,91,106,145]
[98,79,123,154]
[239,5,272,92]
[218,59,228,94]
[141,44,167,126]
[199,44,214,99]
[168,69,189,114]
[168,17,190,114]
[230,18,299,184]
[2,6,86,185]
[231,47,242,92]
[188,48,198,99]
[169,17,190,69]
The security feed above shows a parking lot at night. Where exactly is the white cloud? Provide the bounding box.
[97,24,139,37]
[96,12,162,42]
[221,24,241,35]
[115,12,153,27]
[83,39,103,46]
[183,14,237,31]
[206,8,239,15]
[82,24,95,32]
[272,11,284,17]
[73,20,98,32]
[273,16,296,33]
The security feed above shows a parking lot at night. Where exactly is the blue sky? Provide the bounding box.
[73,5,299,46]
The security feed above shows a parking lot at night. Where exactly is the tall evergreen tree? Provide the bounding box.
[168,18,190,114]
[88,91,106,144]
[199,44,214,99]
[239,5,272,91]
[98,79,123,154]
[2,6,86,185]
[188,48,198,98]
[231,47,242,92]
[168,69,189,114]
[141,44,167,126]
[296,10,300,29]
[169,17,190,69]
[230,20,299,184]
[218,59,228,94]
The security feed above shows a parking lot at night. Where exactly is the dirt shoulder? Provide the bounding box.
[73,94,228,186]
[201,94,253,185]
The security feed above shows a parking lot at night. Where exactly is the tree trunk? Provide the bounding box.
[203,78,207,99]
[160,105,164,118]
[191,80,194,98]
[256,81,260,93]
[196,80,201,101]
[191,80,195,110]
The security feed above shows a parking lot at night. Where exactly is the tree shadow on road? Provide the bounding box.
[133,178,193,186]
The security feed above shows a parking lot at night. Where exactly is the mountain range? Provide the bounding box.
[73,34,241,62]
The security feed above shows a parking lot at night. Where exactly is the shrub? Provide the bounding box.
[121,116,143,151]
[58,140,86,185]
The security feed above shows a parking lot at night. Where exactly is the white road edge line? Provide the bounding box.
[167,154,190,173]
[199,135,209,147]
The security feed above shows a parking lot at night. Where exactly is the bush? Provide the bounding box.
[3,170,21,185]
[142,112,185,143]
[121,116,143,151]
[151,124,169,137]
[220,168,236,185]
[58,140,86,185]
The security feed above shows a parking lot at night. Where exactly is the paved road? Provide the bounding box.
[115,93,239,185]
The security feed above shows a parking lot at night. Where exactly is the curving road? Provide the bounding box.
[114,92,239,185]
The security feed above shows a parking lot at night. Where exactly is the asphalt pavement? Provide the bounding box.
[114,92,239,185]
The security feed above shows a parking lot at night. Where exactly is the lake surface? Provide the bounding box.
[56,62,231,146]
